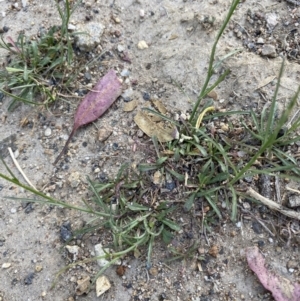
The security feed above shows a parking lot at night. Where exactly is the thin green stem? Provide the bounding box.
[189,0,240,122]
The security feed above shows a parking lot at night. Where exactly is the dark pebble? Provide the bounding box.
[11,278,18,286]
[257,240,264,247]
[142,92,151,101]
[74,89,88,96]
[122,96,131,102]
[0,91,4,102]
[0,184,3,191]
[82,141,88,147]
[247,42,256,50]
[252,221,262,234]
[60,222,72,242]
[112,143,118,150]
[24,203,34,214]
[93,9,99,13]
[24,272,34,285]
[3,26,9,32]
[165,181,176,191]
[97,172,108,182]
[84,72,92,82]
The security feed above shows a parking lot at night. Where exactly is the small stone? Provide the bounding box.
[75,22,105,51]
[121,88,134,102]
[112,16,121,23]
[68,171,81,188]
[137,40,148,49]
[153,171,163,185]
[44,128,52,137]
[149,267,158,276]
[121,69,130,77]
[208,245,219,258]
[287,260,298,270]
[288,194,300,208]
[140,9,145,18]
[137,129,144,138]
[252,221,262,234]
[265,13,278,30]
[236,221,241,228]
[117,44,125,52]
[21,0,27,8]
[10,208,17,214]
[35,265,43,272]
[41,291,47,297]
[94,244,121,267]
[60,222,72,242]
[24,272,34,285]
[84,72,92,81]
[142,92,151,101]
[2,262,11,269]
[257,37,264,44]
[96,275,111,297]
[76,276,91,295]
[66,245,80,261]
[68,24,76,31]
[97,128,112,142]
[261,44,277,58]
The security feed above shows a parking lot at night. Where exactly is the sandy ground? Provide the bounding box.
[1,0,300,300]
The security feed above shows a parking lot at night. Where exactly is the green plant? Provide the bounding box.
[0,159,181,285]
[2,0,300,290]
[0,0,79,110]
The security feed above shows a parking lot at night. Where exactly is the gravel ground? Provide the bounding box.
[1,0,300,300]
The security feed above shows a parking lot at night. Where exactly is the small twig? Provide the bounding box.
[241,207,275,237]
[145,268,150,283]
[286,186,300,195]
[8,147,37,190]
[275,175,281,204]
[286,222,292,247]
[286,108,300,129]
[162,262,174,271]
[246,187,300,220]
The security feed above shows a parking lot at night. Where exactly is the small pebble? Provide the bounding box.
[35,265,43,272]
[10,208,17,214]
[142,92,151,101]
[24,272,34,285]
[121,69,130,77]
[2,263,11,269]
[60,222,72,242]
[44,128,52,137]
[140,9,145,18]
[117,44,125,52]
[252,221,262,234]
[137,40,148,49]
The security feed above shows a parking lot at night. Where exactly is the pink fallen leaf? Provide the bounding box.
[54,69,122,165]
[246,246,300,301]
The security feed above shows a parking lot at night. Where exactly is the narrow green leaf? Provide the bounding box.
[127,203,149,211]
[184,192,197,211]
[162,218,180,231]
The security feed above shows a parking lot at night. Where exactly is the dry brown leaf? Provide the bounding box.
[123,99,139,112]
[256,75,276,90]
[207,90,218,101]
[134,111,175,142]
[152,99,167,114]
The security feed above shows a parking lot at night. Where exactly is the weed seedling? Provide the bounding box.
[0,0,79,110]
